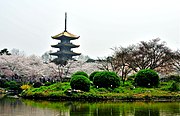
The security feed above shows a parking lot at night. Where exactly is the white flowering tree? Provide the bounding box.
[0,53,101,83]
[0,55,59,81]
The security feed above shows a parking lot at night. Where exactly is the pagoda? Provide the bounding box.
[50,13,81,65]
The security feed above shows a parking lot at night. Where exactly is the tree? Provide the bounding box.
[0,48,11,55]
[0,53,101,82]
[0,54,59,82]
[65,61,100,76]
[11,48,25,56]
[97,56,115,71]
[112,38,177,74]
[76,54,90,62]
[129,38,174,72]
[172,50,180,74]
[41,50,53,63]
[111,46,134,83]
[97,47,135,84]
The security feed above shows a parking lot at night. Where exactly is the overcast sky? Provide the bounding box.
[0,0,179,58]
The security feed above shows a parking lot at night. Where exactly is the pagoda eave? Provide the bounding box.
[51,36,80,40]
[50,51,81,56]
[51,44,80,48]
[51,31,80,40]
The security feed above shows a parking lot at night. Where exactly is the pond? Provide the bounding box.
[0,95,179,116]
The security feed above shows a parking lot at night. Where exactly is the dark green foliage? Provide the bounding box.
[70,75,91,92]
[169,82,180,92]
[44,82,53,86]
[4,81,22,91]
[0,80,23,94]
[52,58,68,66]
[0,79,6,88]
[0,48,11,55]
[96,88,109,92]
[72,71,88,78]
[93,71,120,88]
[127,74,136,81]
[33,82,43,88]
[135,69,159,87]
[160,75,180,83]
[89,71,100,81]
[86,58,95,62]
[167,75,180,82]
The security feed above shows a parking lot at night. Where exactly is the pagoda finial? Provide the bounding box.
[64,12,67,32]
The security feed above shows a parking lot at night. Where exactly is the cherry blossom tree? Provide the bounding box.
[0,54,101,83]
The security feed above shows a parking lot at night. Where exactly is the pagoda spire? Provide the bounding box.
[64,12,67,32]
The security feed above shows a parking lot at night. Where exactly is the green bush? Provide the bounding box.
[135,69,159,87]
[70,75,91,92]
[127,74,136,81]
[169,81,180,92]
[44,82,53,86]
[167,75,180,82]
[97,88,109,92]
[33,82,43,88]
[89,71,100,81]
[93,71,120,88]
[72,71,88,78]
[5,81,21,91]
[0,79,6,88]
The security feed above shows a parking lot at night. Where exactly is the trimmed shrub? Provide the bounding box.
[70,75,91,92]
[93,71,120,88]
[72,71,88,78]
[135,69,159,87]
[89,71,100,81]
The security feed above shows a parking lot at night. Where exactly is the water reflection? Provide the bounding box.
[0,96,179,116]
[0,97,60,116]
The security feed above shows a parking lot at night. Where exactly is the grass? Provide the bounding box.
[20,81,180,101]
[21,82,70,98]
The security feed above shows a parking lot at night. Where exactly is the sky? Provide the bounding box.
[0,0,179,59]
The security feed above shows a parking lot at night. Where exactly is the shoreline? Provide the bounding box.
[20,93,180,102]
[19,81,180,102]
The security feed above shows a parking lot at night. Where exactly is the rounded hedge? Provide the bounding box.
[89,71,100,81]
[135,69,159,87]
[93,71,120,88]
[72,71,88,78]
[70,75,91,92]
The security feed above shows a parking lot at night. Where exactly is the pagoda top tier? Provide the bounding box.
[51,31,80,39]
[51,12,79,40]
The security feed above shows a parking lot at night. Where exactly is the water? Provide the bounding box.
[0,95,179,116]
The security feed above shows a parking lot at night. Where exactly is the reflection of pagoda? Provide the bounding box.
[50,13,81,65]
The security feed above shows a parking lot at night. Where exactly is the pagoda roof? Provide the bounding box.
[51,43,80,48]
[50,51,81,56]
[52,31,80,39]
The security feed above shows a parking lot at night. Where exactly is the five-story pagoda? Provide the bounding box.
[50,13,81,65]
